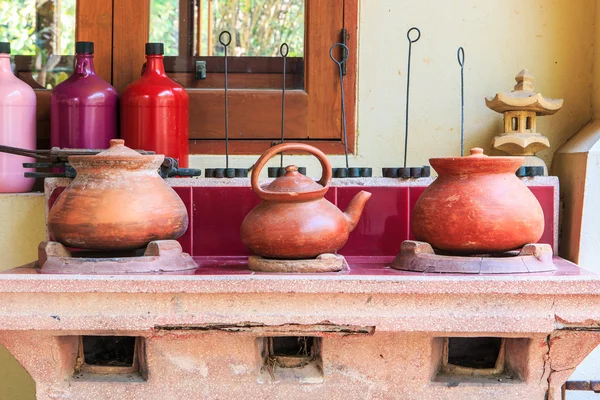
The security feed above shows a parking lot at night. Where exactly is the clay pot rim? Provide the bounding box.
[69,154,164,169]
[430,155,524,175]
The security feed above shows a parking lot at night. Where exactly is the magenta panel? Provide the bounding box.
[48,187,65,210]
[528,186,555,249]
[172,187,192,255]
[192,186,262,256]
[408,186,427,240]
[336,186,409,256]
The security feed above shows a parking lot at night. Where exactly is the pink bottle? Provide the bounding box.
[0,42,36,193]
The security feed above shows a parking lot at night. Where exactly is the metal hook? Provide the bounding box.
[279,43,289,58]
[219,30,231,47]
[279,43,289,167]
[329,42,349,66]
[330,42,350,169]
[407,27,421,43]
[457,46,465,67]
[403,27,421,168]
[219,30,231,169]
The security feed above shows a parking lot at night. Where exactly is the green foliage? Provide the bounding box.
[150,0,304,57]
[0,0,76,88]
[149,0,180,56]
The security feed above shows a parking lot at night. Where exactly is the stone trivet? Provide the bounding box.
[391,240,556,274]
[38,240,197,274]
[248,253,348,273]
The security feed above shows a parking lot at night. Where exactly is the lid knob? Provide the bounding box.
[469,147,487,158]
[110,139,125,147]
[285,165,299,173]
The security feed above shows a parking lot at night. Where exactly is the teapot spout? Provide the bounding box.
[343,190,372,232]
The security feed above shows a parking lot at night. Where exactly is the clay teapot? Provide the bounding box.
[48,139,188,250]
[240,143,371,259]
[411,148,544,254]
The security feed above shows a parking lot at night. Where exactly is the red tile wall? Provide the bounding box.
[47,183,556,257]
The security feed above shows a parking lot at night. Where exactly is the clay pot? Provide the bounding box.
[411,148,544,254]
[240,143,371,259]
[48,139,188,250]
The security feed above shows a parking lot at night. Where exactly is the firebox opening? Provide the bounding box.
[82,336,136,367]
[447,337,502,369]
[258,336,323,383]
[73,336,147,381]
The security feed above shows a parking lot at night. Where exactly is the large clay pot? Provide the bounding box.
[48,139,188,250]
[240,143,371,259]
[411,148,544,254]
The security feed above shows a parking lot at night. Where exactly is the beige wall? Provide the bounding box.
[0,194,44,400]
[0,1,598,399]
[191,0,596,176]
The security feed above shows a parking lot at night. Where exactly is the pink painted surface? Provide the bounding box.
[192,187,261,256]
[0,52,36,193]
[337,187,409,256]
[171,187,192,254]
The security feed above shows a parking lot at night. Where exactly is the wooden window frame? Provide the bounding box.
[112,0,359,155]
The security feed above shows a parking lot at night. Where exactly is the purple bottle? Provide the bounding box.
[51,42,117,149]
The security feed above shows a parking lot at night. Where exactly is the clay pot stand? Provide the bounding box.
[382,166,430,178]
[331,167,373,178]
[38,240,197,274]
[204,168,249,178]
[248,253,348,273]
[391,240,556,274]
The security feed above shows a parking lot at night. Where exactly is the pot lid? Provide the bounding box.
[263,165,324,193]
[68,139,163,168]
[430,147,523,175]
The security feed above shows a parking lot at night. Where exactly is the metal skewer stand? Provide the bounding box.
[382,27,430,179]
[329,42,372,178]
[204,31,248,178]
[268,43,306,178]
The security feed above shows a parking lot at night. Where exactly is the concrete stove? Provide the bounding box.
[0,177,597,400]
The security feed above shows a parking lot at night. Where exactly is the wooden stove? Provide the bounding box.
[0,177,598,400]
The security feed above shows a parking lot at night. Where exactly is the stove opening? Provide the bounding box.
[448,337,502,369]
[259,336,323,383]
[272,336,314,357]
[82,336,136,367]
[73,335,147,381]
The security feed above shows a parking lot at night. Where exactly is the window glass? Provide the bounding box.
[0,0,76,88]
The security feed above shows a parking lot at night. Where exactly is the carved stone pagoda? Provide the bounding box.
[486,69,563,165]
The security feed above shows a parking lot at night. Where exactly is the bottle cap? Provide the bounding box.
[145,43,164,55]
[0,42,10,54]
[75,42,94,54]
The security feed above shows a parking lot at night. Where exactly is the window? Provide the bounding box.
[5,0,357,155]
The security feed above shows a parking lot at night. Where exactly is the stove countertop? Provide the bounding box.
[1,255,599,296]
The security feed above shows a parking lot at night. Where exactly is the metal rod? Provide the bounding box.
[330,42,350,169]
[457,46,465,156]
[404,27,421,168]
[219,31,231,169]
[280,43,289,167]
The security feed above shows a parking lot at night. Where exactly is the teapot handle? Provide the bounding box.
[251,143,333,201]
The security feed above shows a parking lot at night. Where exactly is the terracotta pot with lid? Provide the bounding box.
[48,139,188,250]
[240,143,371,259]
[411,148,544,254]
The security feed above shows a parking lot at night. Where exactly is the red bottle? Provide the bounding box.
[120,43,189,167]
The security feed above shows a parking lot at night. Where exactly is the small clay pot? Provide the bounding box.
[240,143,371,259]
[48,139,188,250]
[411,148,544,254]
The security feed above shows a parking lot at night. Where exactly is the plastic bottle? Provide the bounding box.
[0,42,36,193]
[120,43,189,167]
[50,41,118,149]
